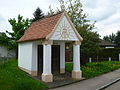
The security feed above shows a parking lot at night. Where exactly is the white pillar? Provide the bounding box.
[73,45,80,71]
[72,43,82,79]
[60,42,65,73]
[42,44,53,82]
[119,54,120,61]
[89,57,92,63]
[109,57,111,61]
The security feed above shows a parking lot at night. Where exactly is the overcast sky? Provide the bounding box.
[0,0,120,38]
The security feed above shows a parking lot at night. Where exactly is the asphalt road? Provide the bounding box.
[103,81,120,90]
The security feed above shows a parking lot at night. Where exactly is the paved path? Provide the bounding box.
[50,69,120,90]
[103,80,120,90]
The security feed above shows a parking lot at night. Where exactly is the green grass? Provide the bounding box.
[1,60,120,90]
[66,61,120,78]
[0,60,48,90]
[0,60,5,65]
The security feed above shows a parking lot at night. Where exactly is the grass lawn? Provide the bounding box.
[1,60,120,90]
[66,61,120,78]
[0,60,48,90]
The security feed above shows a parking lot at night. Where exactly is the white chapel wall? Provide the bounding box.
[50,16,79,41]
[18,42,33,70]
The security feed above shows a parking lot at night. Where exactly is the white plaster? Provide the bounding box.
[60,42,65,69]
[89,57,92,63]
[18,42,33,71]
[31,42,38,71]
[50,16,79,41]
[42,44,52,74]
[119,53,120,61]
[105,46,114,48]
[73,45,80,71]
[0,46,16,58]
[109,57,111,61]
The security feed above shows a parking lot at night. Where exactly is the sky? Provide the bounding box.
[0,0,120,38]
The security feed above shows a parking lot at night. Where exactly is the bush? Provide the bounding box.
[66,61,120,78]
[98,48,120,58]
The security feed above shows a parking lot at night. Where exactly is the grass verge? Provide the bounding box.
[0,60,48,90]
[66,61,120,78]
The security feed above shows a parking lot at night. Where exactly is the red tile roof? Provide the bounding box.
[18,12,63,42]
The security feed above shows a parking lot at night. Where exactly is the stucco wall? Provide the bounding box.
[18,40,66,73]
[0,46,16,58]
[50,16,79,41]
[18,41,38,71]
[18,42,33,71]
[31,42,37,71]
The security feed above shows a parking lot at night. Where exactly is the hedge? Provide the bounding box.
[90,48,120,59]
[81,48,120,64]
[98,48,120,58]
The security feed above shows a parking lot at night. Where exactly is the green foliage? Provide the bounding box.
[0,33,10,47]
[0,15,31,50]
[0,60,48,90]
[103,33,116,43]
[8,15,31,41]
[66,61,120,78]
[77,26,100,58]
[98,48,120,58]
[48,0,100,61]
[103,31,120,47]
[32,7,44,22]
[65,62,73,72]
[115,31,120,47]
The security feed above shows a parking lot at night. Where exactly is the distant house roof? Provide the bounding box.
[18,12,63,42]
[99,40,116,47]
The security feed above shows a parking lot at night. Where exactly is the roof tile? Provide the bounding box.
[18,12,63,42]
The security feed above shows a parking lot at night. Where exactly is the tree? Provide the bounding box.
[48,0,100,63]
[7,15,30,41]
[0,33,11,48]
[0,15,31,58]
[103,33,116,43]
[115,31,120,47]
[32,7,44,22]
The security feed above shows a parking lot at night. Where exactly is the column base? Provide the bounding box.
[72,70,82,79]
[42,74,53,82]
[60,68,65,74]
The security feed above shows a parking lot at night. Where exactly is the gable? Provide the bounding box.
[50,16,79,41]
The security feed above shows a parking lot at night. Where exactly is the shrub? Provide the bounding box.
[66,61,120,78]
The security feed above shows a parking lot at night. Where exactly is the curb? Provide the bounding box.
[96,78,120,90]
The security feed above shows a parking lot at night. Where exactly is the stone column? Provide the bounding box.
[60,42,65,73]
[42,41,53,82]
[72,41,82,79]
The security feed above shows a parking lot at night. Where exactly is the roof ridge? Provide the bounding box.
[32,11,64,24]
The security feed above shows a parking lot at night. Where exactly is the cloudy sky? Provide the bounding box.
[0,0,120,38]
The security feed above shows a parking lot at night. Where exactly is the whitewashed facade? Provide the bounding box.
[18,12,83,82]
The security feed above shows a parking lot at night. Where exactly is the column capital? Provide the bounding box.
[42,40,53,45]
[73,41,81,45]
